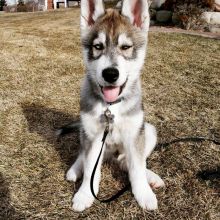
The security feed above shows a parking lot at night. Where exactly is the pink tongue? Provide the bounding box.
[102,86,120,103]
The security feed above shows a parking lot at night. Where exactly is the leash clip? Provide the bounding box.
[104,108,114,125]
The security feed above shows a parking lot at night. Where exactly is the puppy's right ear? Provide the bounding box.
[80,0,105,35]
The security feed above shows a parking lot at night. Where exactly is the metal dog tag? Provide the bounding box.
[100,108,115,124]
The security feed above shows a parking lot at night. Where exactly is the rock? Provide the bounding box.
[201,12,220,25]
[150,0,166,9]
[156,10,172,23]
[115,1,122,9]
[172,13,181,25]
[209,26,220,33]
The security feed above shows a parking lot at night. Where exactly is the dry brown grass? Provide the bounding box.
[0,8,220,219]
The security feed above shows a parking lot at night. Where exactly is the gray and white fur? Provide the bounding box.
[66,0,164,211]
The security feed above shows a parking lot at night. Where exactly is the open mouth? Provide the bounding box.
[100,80,127,103]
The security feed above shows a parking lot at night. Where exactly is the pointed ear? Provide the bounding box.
[121,0,150,31]
[80,0,105,33]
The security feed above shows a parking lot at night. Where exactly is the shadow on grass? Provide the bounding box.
[0,173,25,219]
[22,103,129,196]
[22,103,80,168]
[197,166,220,191]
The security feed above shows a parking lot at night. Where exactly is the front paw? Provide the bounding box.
[72,190,94,212]
[133,188,158,210]
[146,169,165,189]
[66,169,77,182]
[66,166,81,182]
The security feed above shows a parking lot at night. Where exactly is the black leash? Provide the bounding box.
[157,136,220,148]
[90,125,130,203]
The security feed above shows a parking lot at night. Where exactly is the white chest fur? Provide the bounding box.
[81,102,144,146]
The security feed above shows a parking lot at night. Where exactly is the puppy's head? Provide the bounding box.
[81,0,150,103]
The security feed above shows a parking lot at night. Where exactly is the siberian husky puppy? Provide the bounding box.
[66,0,164,212]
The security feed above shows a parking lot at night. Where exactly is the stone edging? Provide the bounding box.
[149,26,220,40]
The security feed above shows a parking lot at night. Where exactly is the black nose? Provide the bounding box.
[102,67,119,83]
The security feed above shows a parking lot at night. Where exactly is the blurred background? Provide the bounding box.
[1,0,220,33]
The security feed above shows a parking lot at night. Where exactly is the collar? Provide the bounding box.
[106,97,124,106]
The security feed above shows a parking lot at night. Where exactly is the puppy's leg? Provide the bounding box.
[125,129,158,210]
[66,153,83,182]
[72,134,104,212]
[116,154,165,188]
[118,123,164,189]
[144,123,157,158]
[144,123,165,188]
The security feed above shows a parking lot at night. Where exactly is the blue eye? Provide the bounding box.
[93,43,104,50]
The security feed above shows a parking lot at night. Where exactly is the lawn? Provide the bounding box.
[0,8,219,219]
